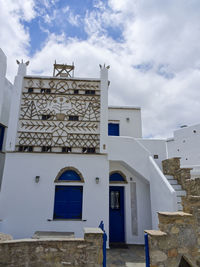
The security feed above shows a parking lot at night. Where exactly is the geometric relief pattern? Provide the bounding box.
[16,77,101,152]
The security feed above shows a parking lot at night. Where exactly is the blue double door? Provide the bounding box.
[109,186,125,243]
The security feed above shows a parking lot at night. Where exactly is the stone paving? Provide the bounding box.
[107,245,146,267]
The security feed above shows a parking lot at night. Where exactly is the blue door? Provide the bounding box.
[53,186,83,219]
[108,123,119,136]
[109,186,125,243]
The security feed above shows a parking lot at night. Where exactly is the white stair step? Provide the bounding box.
[177,196,182,203]
[176,190,186,197]
[172,184,182,190]
[169,179,178,185]
[178,203,183,211]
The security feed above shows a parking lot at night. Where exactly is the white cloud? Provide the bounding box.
[2,0,200,138]
[0,0,36,81]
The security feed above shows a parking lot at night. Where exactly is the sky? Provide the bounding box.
[1,0,200,138]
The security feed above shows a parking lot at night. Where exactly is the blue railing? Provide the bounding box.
[99,221,107,267]
[144,233,150,267]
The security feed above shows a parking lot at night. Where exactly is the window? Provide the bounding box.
[41,89,51,93]
[0,125,5,151]
[41,146,51,152]
[53,186,83,219]
[69,115,79,121]
[82,147,96,154]
[55,167,84,183]
[28,88,33,93]
[62,147,72,153]
[154,155,159,159]
[109,171,127,183]
[108,123,119,136]
[18,146,33,152]
[85,90,95,95]
[74,90,79,94]
[42,115,51,120]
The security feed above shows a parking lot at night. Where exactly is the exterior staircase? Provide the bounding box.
[165,175,186,211]
[145,157,200,267]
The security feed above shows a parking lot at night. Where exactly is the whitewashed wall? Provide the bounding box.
[0,153,109,239]
[108,107,142,138]
[0,49,13,186]
[137,139,167,169]
[109,161,152,244]
[167,124,200,166]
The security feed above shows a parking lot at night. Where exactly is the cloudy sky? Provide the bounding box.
[1,0,200,138]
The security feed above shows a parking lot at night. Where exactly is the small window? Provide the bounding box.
[74,90,79,94]
[42,115,51,120]
[85,90,95,95]
[69,115,79,121]
[0,125,5,151]
[110,190,120,210]
[41,89,51,93]
[28,88,33,93]
[154,155,159,159]
[41,146,51,152]
[108,123,119,136]
[82,147,95,154]
[18,146,33,152]
[62,147,72,153]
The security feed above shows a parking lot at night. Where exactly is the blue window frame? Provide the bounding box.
[110,172,126,183]
[0,125,5,151]
[58,170,82,181]
[53,186,83,219]
[108,123,119,136]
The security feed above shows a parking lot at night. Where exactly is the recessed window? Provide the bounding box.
[69,115,79,121]
[82,147,95,154]
[74,89,79,94]
[41,146,51,152]
[41,89,51,93]
[28,88,33,93]
[108,123,119,136]
[42,115,51,120]
[0,125,5,151]
[154,155,159,159]
[18,146,33,152]
[53,186,83,219]
[85,90,95,95]
[62,147,72,153]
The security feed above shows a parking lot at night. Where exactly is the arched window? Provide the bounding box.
[53,167,84,220]
[54,167,84,183]
[109,171,127,183]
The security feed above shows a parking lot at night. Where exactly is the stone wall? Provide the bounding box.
[0,228,103,267]
[145,157,200,267]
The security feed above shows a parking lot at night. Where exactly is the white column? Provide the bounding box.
[0,49,7,122]
[100,66,109,154]
[6,62,27,151]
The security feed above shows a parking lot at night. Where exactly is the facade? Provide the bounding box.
[1,51,198,246]
[0,49,13,186]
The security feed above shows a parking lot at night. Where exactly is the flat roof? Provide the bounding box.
[108,106,141,110]
[24,75,100,82]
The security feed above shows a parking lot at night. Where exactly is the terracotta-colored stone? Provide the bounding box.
[167,248,178,258]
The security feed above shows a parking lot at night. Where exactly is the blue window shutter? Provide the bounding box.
[54,186,83,219]
[0,125,5,151]
[108,123,119,136]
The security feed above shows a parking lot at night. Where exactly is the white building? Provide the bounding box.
[0,49,13,186]
[0,53,193,245]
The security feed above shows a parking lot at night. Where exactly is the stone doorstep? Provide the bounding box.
[158,211,192,217]
[144,230,167,237]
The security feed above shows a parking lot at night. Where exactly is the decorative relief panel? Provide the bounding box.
[16,78,101,153]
